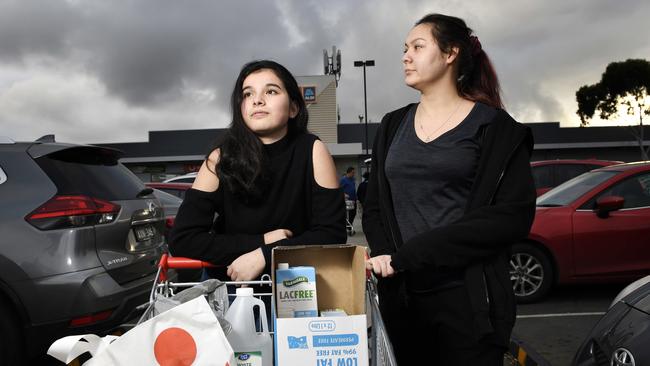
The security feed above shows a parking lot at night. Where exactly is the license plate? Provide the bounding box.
[134,224,156,241]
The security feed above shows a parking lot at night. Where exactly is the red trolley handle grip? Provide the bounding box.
[157,253,217,282]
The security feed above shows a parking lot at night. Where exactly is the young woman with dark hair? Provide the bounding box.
[170,60,346,283]
[363,14,536,364]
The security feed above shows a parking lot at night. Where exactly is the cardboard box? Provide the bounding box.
[272,245,369,366]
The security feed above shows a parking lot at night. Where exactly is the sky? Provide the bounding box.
[1,0,649,144]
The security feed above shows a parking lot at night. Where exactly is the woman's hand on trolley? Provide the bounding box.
[227,248,266,281]
[366,255,396,278]
[227,228,293,281]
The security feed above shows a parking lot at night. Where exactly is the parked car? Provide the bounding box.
[511,161,650,303]
[573,275,650,365]
[0,137,167,363]
[145,182,192,200]
[162,172,197,184]
[531,159,622,196]
[149,188,183,241]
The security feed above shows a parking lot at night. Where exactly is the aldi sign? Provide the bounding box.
[302,86,316,103]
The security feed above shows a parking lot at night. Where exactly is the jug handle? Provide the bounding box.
[252,297,270,333]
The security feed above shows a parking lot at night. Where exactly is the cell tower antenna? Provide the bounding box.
[322,45,342,86]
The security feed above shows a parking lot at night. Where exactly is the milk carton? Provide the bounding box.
[275,263,318,318]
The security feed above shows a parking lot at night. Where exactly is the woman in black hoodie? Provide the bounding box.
[363,14,536,365]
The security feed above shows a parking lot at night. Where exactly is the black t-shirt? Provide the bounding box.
[170,131,347,280]
[385,102,496,286]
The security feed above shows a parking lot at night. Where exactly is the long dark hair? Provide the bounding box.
[210,60,308,202]
[416,14,503,109]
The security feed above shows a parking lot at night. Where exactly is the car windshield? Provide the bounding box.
[536,171,618,207]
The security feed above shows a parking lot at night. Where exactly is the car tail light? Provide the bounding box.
[69,309,114,327]
[26,195,121,230]
[165,216,175,229]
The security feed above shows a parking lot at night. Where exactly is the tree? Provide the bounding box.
[576,59,650,160]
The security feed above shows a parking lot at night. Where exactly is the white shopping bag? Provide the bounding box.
[48,296,235,366]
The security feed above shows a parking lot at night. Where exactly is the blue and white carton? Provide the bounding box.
[276,264,319,318]
[272,245,368,366]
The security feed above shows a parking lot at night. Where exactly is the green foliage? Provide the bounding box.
[576,59,650,127]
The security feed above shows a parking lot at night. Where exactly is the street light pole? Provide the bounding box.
[354,60,374,155]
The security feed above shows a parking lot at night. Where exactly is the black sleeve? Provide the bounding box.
[391,140,537,271]
[362,115,398,257]
[169,188,264,266]
[260,185,348,265]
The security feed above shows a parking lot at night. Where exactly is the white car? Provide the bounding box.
[162,172,197,184]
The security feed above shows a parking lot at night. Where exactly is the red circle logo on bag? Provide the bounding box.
[154,327,197,365]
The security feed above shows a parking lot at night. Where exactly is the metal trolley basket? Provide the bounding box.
[139,254,274,328]
[142,254,396,366]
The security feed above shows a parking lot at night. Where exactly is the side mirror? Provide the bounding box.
[595,195,625,218]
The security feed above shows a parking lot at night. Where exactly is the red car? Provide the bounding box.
[511,162,650,302]
[531,159,622,196]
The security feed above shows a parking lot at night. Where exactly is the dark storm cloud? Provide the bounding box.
[0,0,305,106]
[78,1,297,106]
[1,0,650,144]
[0,0,79,62]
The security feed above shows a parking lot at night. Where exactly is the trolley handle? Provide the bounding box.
[157,253,218,282]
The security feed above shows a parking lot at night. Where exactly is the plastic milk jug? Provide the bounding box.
[224,287,272,366]
[275,263,318,318]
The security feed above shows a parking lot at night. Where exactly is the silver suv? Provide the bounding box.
[0,137,166,363]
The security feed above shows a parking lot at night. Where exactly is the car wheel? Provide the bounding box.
[510,243,553,303]
[0,298,24,365]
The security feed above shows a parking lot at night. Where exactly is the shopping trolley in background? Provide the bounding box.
[141,253,396,366]
[345,199,356,236]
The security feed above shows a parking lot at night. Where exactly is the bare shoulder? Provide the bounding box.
[207,148,221,168]
[312,140,338,189]
[193,148,220,192]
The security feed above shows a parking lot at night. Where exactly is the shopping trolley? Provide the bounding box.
[140,253,274,331]
[366,270,397,366]
[141,253,396,366]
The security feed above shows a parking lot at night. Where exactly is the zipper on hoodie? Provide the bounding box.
[483,271,490,305]
[488,136,526,205]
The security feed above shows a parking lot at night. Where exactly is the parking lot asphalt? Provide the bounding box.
[514,283,626,365]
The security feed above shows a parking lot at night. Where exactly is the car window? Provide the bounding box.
[36,147,145,201]
[581,172,650,209]
[0,165,6,185]
[537,171,617,207]
[555,164,593,186]
[173,177,195,183]
[532,165,553,188]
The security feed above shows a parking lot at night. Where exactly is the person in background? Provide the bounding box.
[356,172,369,206]
[339,166,358,224]
[170,60,347,283]
[363,13,536,365]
